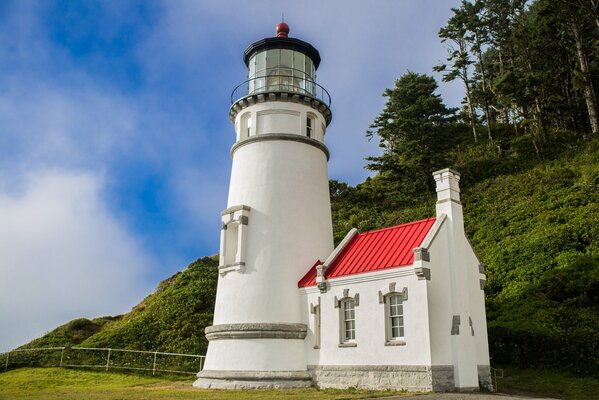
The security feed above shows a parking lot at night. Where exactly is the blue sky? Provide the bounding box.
[0,0,463,352]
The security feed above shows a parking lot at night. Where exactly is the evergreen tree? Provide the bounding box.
[435,4,480,142]
[366,72,455,194]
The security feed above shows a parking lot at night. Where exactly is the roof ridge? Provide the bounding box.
[357,217,435,236]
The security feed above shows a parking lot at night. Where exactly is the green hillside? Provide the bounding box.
[80,256,218,355]
[20,316,121,349]
[21,256,218,356]
[330,130,599,375]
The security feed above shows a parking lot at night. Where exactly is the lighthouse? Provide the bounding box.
[194,22,334,389]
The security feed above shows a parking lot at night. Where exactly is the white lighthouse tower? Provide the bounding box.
[194,22,334,389]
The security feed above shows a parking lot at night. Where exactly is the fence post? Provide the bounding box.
[4,352,9,371]
[152,352,157,376]
[106,349,112,372]
[59,348,65,367]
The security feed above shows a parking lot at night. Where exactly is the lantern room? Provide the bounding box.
[243,22,321,97]
[229,23,332,136]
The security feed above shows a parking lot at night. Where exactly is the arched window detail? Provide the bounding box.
[379,283,408,346]
[335,288,359,347]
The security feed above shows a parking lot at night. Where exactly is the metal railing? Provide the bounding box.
[0,346,205,375]
[490,366,504,392]
[231,74,331,107]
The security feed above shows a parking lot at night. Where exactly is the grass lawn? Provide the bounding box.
[0,368,408,400]
[495,368,599,400]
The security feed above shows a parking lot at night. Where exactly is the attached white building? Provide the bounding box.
[298,168,491,391]
[194,23,491,392]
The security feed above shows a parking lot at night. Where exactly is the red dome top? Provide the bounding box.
[275,22,289,38]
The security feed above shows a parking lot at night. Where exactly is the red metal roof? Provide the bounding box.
[298,218,436,288]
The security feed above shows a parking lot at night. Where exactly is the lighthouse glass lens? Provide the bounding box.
[256,52,266,77]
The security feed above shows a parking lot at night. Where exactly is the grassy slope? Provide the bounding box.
[496,368,599,400]
[19,316,120,349]
[80,256,219,355]
[464,144,599,374]
[0,368,404,400]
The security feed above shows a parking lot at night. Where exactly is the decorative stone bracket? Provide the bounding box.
[334,288,359,308]
[413,247,431,281]
[378,282,408,304]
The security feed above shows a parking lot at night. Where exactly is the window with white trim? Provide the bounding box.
[387,293,404,340]
[341,298,356,342]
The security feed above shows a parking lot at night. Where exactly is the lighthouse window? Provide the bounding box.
[240,113,251,138]
[223,222,239,267]
[281,49,293,69]
[248,49,315,96]
[306,116,313,138]
[255,51,266,74]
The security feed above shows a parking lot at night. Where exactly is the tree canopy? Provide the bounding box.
[366,72,454,194]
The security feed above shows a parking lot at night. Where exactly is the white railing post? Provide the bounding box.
[59,347,65,367]
[152,352,157,376]
[105,349,111,371]
[4,352,9,371]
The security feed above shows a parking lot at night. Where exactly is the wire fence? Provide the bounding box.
[0,347,205,375]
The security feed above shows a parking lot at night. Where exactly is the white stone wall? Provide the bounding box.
[424,220,454,367]
[235,102,327,142]
[300,267,432,368]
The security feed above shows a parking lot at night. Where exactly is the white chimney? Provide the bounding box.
[433,168,464,234]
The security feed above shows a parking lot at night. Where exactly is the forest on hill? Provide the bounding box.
[16,0,599,378]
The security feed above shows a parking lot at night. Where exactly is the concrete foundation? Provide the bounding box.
[478,365,493,391]
[307,365,455,392]
[193,370,313,389]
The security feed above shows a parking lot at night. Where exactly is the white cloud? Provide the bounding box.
[0,170,153,352]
